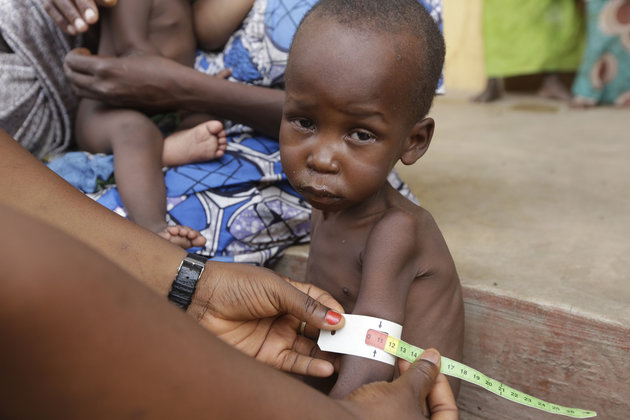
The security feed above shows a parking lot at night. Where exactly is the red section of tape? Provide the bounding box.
[365,329,388,350]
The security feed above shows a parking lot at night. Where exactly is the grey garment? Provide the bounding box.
[0,0,81,159]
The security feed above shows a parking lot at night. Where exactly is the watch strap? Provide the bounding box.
[168,253,208,310]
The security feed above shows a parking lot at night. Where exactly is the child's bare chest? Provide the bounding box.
[306,220,369,312]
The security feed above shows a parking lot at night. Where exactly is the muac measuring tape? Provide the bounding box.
[318,314,596,418]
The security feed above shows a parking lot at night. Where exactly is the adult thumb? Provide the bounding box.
[397,348,441,405]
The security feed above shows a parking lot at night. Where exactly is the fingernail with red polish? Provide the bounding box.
[325,310,342,325]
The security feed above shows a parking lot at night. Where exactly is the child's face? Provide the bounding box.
[280,19,421,212]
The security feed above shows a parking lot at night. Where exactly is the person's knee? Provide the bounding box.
[108,111,163,150]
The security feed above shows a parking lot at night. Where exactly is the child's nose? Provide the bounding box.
[306,138,340,174]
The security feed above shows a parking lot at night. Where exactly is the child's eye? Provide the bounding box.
[292,118,315,131]
[348,130,376,143]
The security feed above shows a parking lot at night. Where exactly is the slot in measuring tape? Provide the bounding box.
[366,330,597,419]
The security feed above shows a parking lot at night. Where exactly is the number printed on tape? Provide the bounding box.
[365,329,596,419]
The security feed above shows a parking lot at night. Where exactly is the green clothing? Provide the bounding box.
[482,0,585,78]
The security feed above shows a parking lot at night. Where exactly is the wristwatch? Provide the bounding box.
[167,253,208,310]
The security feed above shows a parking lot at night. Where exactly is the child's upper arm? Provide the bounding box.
[398,212,465,394]
[328,210,421,398]
[193,0,254,51]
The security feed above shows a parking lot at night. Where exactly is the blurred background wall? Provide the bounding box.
[443,0,486,92]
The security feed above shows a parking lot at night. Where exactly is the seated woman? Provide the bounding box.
[13,0,444,266]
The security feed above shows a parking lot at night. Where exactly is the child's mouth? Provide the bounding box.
[298,185,342,203]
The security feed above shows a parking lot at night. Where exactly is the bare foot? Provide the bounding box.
[471,78,502,103]
[570,96,596,109]
[537,74,572,101]
[158,225,207,249]
[162,120,227,167]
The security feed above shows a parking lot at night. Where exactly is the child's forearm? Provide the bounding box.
[328,355,395,399]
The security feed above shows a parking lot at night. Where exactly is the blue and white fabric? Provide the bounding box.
[48,0,443,265]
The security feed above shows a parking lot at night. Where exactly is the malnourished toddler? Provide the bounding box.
[280,0,465,398]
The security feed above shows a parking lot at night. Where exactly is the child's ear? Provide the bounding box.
[400,118,434,165]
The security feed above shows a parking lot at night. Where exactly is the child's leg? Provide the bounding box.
[161,115,228,167]
[75,100,206,249]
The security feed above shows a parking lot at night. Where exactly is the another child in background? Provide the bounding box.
[74,0,231,248]
[280,0,465,398]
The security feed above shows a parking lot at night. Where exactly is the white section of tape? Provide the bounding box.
[317,314,403,365]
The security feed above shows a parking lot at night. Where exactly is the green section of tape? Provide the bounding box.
[389,337,597,418]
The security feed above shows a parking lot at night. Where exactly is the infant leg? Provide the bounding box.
[75,101,206,248]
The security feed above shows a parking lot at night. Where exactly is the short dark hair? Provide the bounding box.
[290,0,445,119]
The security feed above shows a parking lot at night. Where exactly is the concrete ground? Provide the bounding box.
[274,90,629,419]
[398,90,629,329]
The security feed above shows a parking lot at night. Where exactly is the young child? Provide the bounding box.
[74,0,231,248]
[279,0,465,398]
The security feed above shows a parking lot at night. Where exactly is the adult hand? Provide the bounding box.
[64,49,182,108]
[44,0,117,35]
[64,49,232,109]
[343,349,459,419]
[188,261,345,378]
[64,48,283,137]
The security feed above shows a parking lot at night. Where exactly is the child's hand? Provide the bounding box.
[44,0,117,35]
[342,349,458,419]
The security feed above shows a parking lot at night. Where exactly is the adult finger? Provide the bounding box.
[397,349,458,420]
[279,335,335,377]
[291,332,338,366]
[72,0,100,24]
[283,279,345,331]
[44,0,83,34]
[44,2,73,35]
[64,48,98,75]
[56,0,95,33]
[63,49,101,97]
[428,374,459,420]
[73,0,119,23]
[397,349,441,410]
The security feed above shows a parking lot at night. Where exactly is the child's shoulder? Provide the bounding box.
[369,198,434,245]
[381,191,437,232]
